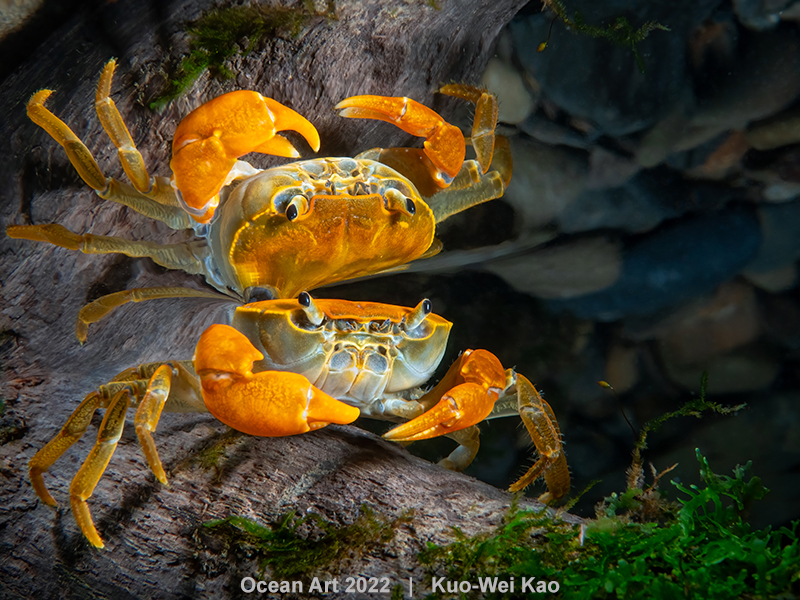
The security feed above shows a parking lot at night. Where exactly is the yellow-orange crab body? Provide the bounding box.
[197,297,452,435]
[29,294,570,549]
[9,59,509,314]
[205,157,434,299]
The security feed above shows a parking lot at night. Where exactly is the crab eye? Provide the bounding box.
[384,188,415,217]
[406,298,432,330]
[286,195,308,221]
[297,291,324,326]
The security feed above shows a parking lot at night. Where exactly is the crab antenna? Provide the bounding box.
[406,298,432,330]
[298,291,324,326]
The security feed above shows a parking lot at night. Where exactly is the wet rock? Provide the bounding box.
[481,57,536,124]
[661,344,780,394]
[732,0,794,29]
[761,291,800,349]
[693,26,800,131]
[485,236,621,299]
[585,146,642,190]
[502,135,589,230]
[639,26,800,167]
[509,0,720,136]
[742,264,797,292]
[745,106,800,150]
[604,343,640,394]
[547,209,762,321]
[653,281,762,365]
[746,201,800,272]
[558,170,685,234]
[685,131,751,180]
[518,112,593,149]
[0,0,43,40]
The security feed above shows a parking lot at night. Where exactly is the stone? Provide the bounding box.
[604,344,640,394]
[761,292,800,349]
[661,345,780,394]
[0,0,44,40]
[693,26,800,131]
[654,281,762,366]
[509,0,721,136]
[732,0,794,29]
[746,201,800,272]
[639,25,800,167]
[745,106,800,150]
[742,264,797,292]
[485,236,621,299]
[547,209,762,321]
[585,146,642,190]
[558,169,685,234]
[685,131,751,180]
[518,112,593,149]
[481,57,536,124]
[502,135,589,230]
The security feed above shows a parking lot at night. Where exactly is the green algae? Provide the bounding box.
[151,2,335,109]
[204,505,414,580]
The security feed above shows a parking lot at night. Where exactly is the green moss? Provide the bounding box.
[418,451,800,599]
[151,2,336,109]
[204,505,414,580]
[192,429,243,476]
[540,0,669,72]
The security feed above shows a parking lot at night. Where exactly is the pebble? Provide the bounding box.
[732,0,792,29]
[547,209,762,321]
[742,264,797,292]
[604,344,640,394]
[654,281,762,366]
[661,345,780,394]
[502,135,589,230]
[509,0,721,136]
[558,170,684,234]
[481,57,536,125]
[485,236,621,299]
[745,106,800,150]
[746,201,800,272]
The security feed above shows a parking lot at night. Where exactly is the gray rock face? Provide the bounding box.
[510,0,723,136]
[548,209,762,320]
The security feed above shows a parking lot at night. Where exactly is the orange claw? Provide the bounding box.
[383,349,505,441]
[194,324,359,437]
[336,95,466,187]
[171,91,321,223]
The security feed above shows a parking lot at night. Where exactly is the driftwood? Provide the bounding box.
[0,1,581,598]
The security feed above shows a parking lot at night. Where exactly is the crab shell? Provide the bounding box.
[228,297,452,404]
[205,158,435,299]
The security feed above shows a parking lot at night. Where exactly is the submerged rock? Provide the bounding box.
[547,209,762,321]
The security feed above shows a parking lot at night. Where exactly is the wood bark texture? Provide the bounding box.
[0,1,580,598]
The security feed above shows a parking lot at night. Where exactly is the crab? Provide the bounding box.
[13,60,569,549]
[8,59,511,326]
[29,293,570,548]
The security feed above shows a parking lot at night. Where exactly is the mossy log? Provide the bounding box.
[0,0,582,598]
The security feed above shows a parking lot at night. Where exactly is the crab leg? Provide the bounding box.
[75,287,234,343]
[438,84,499,175]
[95,59,151,193]
[170,91,321,223]
[194,324,360,436]
[27,62,196,227]
[29,361,205,548]
[336,95,466,189]
[508,374,571,501]
[7,223,210,280]
[70,388,131,548]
